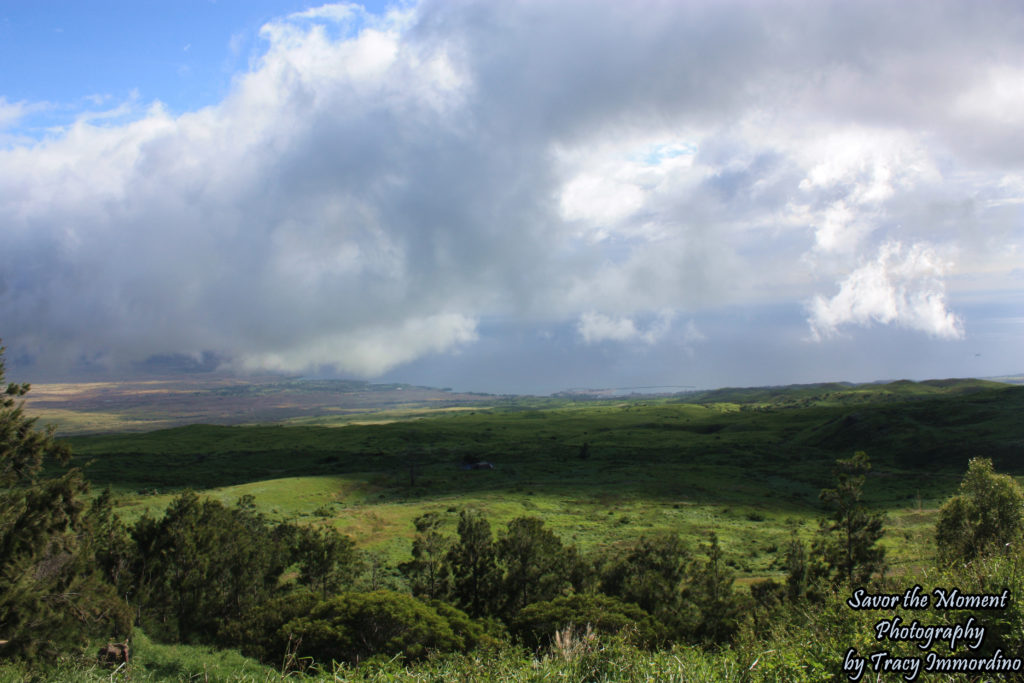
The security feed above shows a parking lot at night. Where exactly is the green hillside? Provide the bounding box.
[11,378,1024,681]
[55,380,1024,575]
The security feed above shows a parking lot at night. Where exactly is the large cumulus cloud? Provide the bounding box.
[1,0,1022,383]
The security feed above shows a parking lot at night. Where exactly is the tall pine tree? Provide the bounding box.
[687,532,741,644]
[399,512,452,600]
[0,342,131,660]
[496,517,571,619]
[814,451,886,586]
[446,510,499,618]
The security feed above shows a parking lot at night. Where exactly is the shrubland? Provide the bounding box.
[4,341,1024,680]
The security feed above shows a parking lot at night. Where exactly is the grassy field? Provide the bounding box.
[9,377,1024,682]
[50,378,1024,582]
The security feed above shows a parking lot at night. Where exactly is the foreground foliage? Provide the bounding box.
[5,341,1024,679]
[936,456,1024,565]
[0,342,131,660]
[5,550,1024,682]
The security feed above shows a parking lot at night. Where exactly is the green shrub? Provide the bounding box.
[931,551,1024,658]
[219,590,321,665]
[512,593,665,649]
[426,599,504,651]
[280,591,465,666]
[936,457,1024,564]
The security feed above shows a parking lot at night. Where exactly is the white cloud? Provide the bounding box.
[683,319,705,344]
[578,312,639,344]
[0,98,29,130]
[807,242,964,340]
[577,311,672,345]
[556,133,700,240]
[794,127,940,254]
[237,313,478,375]
[0,5,475,377]
[559,173,647,231]
[2,0,1022,385]
[953,66,1024,126]
[286,3,358,24]
[0,98,53,145]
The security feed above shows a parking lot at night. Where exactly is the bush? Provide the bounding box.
[933,551,1024,658]
[280,591,467,666]
[936,457,1024,564]
[426,599,503,651]
[219,590,321,665]
[512,594,665,649]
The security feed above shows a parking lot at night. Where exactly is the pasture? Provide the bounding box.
[57,379,1024,580]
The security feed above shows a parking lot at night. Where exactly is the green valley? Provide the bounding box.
[8,374,1024,682]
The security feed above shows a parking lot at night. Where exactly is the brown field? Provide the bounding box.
[20,376,499,435]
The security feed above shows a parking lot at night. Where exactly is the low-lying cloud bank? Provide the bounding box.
[1,1,1022,386]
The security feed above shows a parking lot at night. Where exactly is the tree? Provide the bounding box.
[578,442,590,460]
[936,457,1024,564]
[130,492,292,642]
[686,532,741,644]
[446,510,500,618]
[597,533,695,638]
[781,529,830,603]
[0,342,131,660]
[85,487,135,598]
[814,451,886,586]
[295,525,362,600]
[399,512,452,600]
[496,517,572,618]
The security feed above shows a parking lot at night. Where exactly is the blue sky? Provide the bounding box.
[1,1,393,130]
[1,1,1022,393]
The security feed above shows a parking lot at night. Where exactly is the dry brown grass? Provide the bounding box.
[550,624,597,662]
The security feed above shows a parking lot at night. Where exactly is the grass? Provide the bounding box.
[11,378,1024,681]
[0,630,281,683]
[44,379,1024,581]
[1,635,750,683]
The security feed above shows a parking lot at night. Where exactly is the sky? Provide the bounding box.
[1,1,1022,394]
